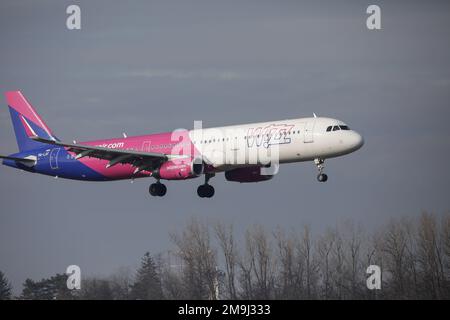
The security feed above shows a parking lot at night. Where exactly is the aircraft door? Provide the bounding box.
[303,120,315,143]
[142,141,151,152]
[50,148,60,169]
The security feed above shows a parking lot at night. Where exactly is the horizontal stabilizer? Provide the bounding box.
[0,154,37,166]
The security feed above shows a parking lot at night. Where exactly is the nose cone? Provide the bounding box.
[347,132,364,152]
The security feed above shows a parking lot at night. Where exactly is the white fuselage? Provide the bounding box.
[189,117,364,171]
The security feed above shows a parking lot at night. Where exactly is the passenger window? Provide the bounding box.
[326,126,332,132]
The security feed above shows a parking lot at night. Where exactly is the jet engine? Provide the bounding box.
[153,158,204,180]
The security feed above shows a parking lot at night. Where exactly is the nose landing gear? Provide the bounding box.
[149,181,167,197]
[317,173,328,182]
[314,158,328,182]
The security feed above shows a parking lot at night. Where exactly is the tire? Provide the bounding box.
[197,185,206,198]
[197,184,214,198]
[205,185,215,198]
[158,184,167,196]
[317,174,328,182]
[149,183,158,196]
[150,183,167,196]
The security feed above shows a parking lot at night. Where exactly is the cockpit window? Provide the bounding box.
[327,125,350,132]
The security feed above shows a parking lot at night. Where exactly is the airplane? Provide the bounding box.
[0,91,364,198]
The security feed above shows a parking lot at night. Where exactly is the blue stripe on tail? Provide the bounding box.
[8,107,55,152]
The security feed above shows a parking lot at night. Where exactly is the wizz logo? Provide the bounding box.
[247,124,295,148]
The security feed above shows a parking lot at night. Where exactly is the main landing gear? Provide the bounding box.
[197,173,215,198]
[148,174,216,198]
[314,158,328,182]
[149,181,167,197]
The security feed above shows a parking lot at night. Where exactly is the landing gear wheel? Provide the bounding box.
[158,184,167,196]
[149,184,157,196]
[197,173,215,198]
[317,173,328,182]
[197,184,215,198]
[197,185,205,198]
[149,182,167,197]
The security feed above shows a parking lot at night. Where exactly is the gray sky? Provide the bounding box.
[1,0,450,294]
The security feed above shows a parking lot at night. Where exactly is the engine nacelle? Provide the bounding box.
[225,166,274,183]
[154,158,204,180]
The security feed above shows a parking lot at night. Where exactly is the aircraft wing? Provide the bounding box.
[31,136,187,174]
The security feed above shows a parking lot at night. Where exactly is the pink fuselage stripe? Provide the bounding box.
[74,130,200,180]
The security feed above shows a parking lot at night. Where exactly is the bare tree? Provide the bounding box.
[273,227,295,299]
[402,217,420,298]
[417,212,445,299]
[108,267,132,300]
[330,228,347,299]
[215,222,237,299]
[80,278,113,300]
[274,227,318,299]
[316,228,335,299]
[441,213,450,296]
[237,252,253,299]
[241,225,276,299]
[382,219,408,298]
[171,218,218,299]
[161,268,185,299]
[297,225,317,299]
